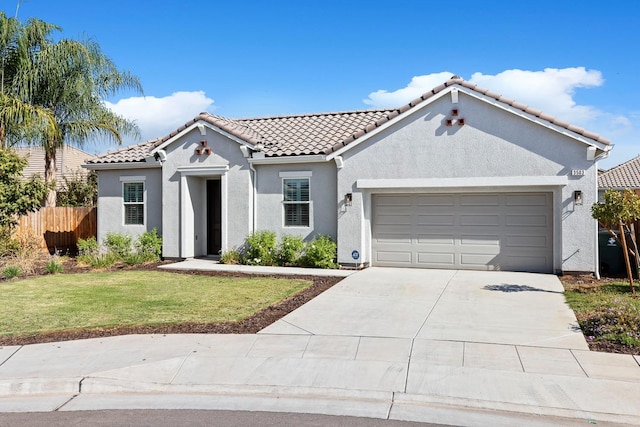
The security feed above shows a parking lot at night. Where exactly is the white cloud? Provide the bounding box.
[363,72,455,108]
[105,91,215,142]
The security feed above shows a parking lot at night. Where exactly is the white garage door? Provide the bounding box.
[372,192,553,273]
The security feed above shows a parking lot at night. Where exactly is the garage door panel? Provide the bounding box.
[416,214,455,226]
[460,214,500,226]
[460,194,500,206]
[416,252,455,265]
[375,251,412,264]
[506,214,548,227]
[373,192,553,273]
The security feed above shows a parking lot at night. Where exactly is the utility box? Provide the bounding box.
[598,229,632,277]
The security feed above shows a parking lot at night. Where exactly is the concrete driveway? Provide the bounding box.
[260,267,588,350]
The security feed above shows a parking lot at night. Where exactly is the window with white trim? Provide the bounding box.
[283,178,310,227]
[123,181,144,225]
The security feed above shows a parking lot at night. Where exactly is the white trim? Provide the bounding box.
[356,176,568,189]
[119,175,146,182]
[281,176,312,229]
[83,162,160,170]
[326,90,451,160]
[279,171,312,178]
[178,166,229,258]
[121,180,146,226]
[456,86,610,152]
[177,165,229,176]
[249,154,326,165]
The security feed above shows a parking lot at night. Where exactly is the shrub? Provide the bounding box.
[277,234,305,266]
[2,265,21,279]
[45,257,64,274]
[242,230,277,266]
[0,226,18,257]
[220,249,241,264]
[301,235,338,269]
[77,237,99,258]
[86,252,120,269]
[580,297,640,347]
[103,232,133,259]
[136,229,162,262]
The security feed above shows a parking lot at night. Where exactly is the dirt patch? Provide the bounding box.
[0,260,343,346]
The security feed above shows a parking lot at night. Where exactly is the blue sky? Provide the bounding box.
[12,0,640,168]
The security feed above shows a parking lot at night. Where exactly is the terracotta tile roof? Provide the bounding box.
[89,77,610,164]
[598,155,640,189]
[88,140,158,164]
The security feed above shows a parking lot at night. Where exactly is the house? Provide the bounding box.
[15,145,95,188]
[84,77,612,274]
[598,155,640,198]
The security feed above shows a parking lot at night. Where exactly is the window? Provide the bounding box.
[123,182,144,225]
[283,178,310,227]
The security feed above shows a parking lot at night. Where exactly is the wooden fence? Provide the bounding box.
[15,207,97,254]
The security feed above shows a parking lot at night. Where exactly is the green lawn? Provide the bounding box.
[0,271,311,337]
[564,281,640,348]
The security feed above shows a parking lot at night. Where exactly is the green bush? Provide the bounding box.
[103,232,133,259]
[136,228,162,262]
[301,235,338,269]
[2,265,21,279]
[220,249,241,264]
[77,237,99,258]
[277,234,305,266]
[86,252,120,268]
[45,257,64,274]
[0,226,18,257]
[242,230,277,266]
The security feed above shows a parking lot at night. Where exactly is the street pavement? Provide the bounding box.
[1,263,639,426]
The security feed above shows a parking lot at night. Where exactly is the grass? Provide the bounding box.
[0,271,311,337]
[564,281,640,348]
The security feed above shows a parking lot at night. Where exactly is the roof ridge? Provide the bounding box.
[234,108,396,121]
[599,154,640,175]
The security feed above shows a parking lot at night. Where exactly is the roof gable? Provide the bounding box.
[88,77,611,165]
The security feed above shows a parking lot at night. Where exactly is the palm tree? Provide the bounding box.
[0,13,143,205]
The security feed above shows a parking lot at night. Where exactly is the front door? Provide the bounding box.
[206,180,222,255]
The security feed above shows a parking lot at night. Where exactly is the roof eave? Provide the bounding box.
[83,161,161,171]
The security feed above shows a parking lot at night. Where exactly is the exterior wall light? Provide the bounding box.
[574,190,583,205]
[345,193,353,206]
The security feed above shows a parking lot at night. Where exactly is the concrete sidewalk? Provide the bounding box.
[1,265,639,425]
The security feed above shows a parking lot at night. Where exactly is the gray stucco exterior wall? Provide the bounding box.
[335,91,599,273]
[254,162,337,242]
[96,167,162,244]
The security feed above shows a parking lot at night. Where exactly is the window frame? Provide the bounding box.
[280,171,312,228]
[120,176,146,226]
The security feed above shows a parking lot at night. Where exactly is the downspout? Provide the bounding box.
[249,162,257,233]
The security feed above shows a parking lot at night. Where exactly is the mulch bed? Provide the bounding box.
[0,259,343,346]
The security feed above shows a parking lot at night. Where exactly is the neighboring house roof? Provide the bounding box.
[88,77,611,165]
[598,155,640,189]
[14,145,95,187]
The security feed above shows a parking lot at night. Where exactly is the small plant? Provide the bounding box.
[2,265,21,279]
[242,230,277,266]
[300,235,338,269]
[123,252,146,266]
[45,257,64,274]
[103,232,133,260]
[277,234,305,266]
[77,237,99,258]
[86,252,120,269]
[136,228,162,262]
[220,249,241,264]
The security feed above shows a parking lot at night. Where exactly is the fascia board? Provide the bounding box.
[357,176,568,189]
[326,89,452,160]
[458,87,610,151]
[248,154,327,165]
[82,162,161,171]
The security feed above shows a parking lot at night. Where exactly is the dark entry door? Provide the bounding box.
[206,180,221,255]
